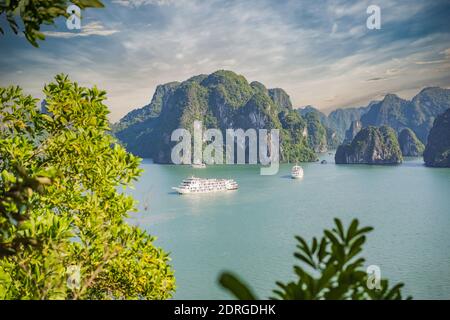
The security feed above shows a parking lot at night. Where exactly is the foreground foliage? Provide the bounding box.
[0,75,175,299]
[0,0,104,46]
[219,218,410,300]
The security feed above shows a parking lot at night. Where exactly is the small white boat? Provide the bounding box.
[291,165,304,179]
[191,163,206,169]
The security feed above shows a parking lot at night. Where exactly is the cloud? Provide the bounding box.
[443,48,450,58]
[43,21,119,38]
[331,23,338,34]
[112,0,174,7]
[2,0,450,121]
[414,60,446,65]
[366,77,386,82]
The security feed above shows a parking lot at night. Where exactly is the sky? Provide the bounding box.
[1,0,450,122]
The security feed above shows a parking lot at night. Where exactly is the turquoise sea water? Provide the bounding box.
[127,153,450,299]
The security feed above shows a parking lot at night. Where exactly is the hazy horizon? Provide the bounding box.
[110,70,450,122]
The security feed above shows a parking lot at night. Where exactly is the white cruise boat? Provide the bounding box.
[291,165,304,179]
[191,162,206,169]
[172,177,238,194]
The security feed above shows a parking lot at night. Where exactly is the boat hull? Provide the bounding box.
[172,187,237,195]
[191,164,206,169]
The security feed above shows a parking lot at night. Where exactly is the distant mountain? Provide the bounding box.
[297,104,372,146]
[297,105,328,125]
[344,120,362,144]
[335,126,403,165]
[424,108,450,167]
[328,105,372,138]
[361,87,450,143]
[114,70,317,163]
[301,87,450,147]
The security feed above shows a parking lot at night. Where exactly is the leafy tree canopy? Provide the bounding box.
[0,74,175,299]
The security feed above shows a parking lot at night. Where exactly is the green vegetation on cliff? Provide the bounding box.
[112,81,180,133]
[114,75,450,163]
[424,109,450,167]
[297,106,332,151]
[279,110,317,162]
[335,126,403,165]
[304,112,328,153]
[114,70,317,163]
[398,128,425,157]
[269,88,293,113]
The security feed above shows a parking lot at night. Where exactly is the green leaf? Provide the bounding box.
[346,219,359,243]
[295,235,312,259]
[1,0,104,46]
[294,252,316,269]
[348,236,366,261]
[324,230,340,248]
[219,272,257,300]
[354,226,374,238]
[334,218,345,241]
[317,238,328,262]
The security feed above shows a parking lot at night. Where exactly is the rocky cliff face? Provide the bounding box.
[303,112,328,152]
[268,88,292,113]
[298,105,329,125]
[424,109,450,167]
[114,70,317,163]
[344,120,362,143]
[335,126,403,165]
[326,127,340,149]
[113,71,449,164]
[328,105,371,138]
[112,82,180,132]
[398,128,425,157]
[297,106,339,151]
